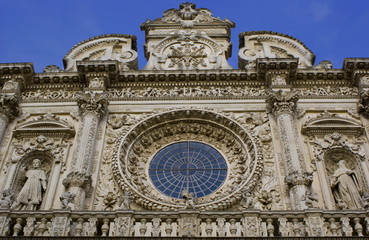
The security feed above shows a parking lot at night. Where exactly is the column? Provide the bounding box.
[266,90,310,210]
[0,94,19,141]
[64,91,108,210]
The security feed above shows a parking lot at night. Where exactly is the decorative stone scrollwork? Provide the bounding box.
[112,109,263,211]
[266,90,299,116]
[76,92,108,119]
[144,30,232,70]
[63,34,138,71]
[238,31,315,69]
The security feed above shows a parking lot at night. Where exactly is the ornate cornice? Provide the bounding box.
[76,92,108,119]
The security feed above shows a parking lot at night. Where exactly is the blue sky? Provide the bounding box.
[1,0,369,72]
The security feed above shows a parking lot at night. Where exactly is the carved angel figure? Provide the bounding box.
[0,189,14,209]
[331,160,363,209]
[60,191,75,209]
[13,159,47,210]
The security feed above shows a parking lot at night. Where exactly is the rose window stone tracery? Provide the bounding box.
[149,141,227,199]
[112,109,263,211]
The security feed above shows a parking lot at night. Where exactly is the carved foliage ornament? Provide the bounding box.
[111,109,263,211]
[144,31,232,70]
[266,90,299,116]
[76,92,108,119]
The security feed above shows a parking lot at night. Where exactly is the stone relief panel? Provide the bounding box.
[109,109,263,211]
[63,34,138,71]
[238,31,315,69]
[234,112,283,210]
[94,113,143,210]
[143,30,232,70]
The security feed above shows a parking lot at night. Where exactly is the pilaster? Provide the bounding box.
[267,90,309,209]
[66,91,108,210]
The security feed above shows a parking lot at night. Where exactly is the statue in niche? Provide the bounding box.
[13,159,47,210]
[331,160,363,209]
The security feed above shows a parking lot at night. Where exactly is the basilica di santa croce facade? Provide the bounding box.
[0,2,369,238]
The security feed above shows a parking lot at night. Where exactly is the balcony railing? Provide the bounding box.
[0,209,368,237]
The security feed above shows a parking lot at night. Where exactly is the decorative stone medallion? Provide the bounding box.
[112,109,263,211]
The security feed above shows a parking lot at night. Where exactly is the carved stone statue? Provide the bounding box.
[182,189,195,209]
[305,188,319,208]
[0,189,14,209]
[119,191,131,209]
[13,159,47,210]
[60,192,75,209]
[331,160,363,209]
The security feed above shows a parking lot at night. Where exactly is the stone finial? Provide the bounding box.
[266,90,299,116]
[0,94,20,122]
[76,92,108,119]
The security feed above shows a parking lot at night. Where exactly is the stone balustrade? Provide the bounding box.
[0,210,368,237]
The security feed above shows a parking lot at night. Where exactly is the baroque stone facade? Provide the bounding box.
[0,2,369,238]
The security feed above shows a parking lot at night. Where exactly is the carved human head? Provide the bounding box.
[337,160,345,166]
[32,158,41,168]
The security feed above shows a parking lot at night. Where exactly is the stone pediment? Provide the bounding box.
[63,34,138,72]
[239,31,315,70]
[301,111,364,136]
[13,113,75,138]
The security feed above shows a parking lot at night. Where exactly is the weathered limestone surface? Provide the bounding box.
[0,2,368,238]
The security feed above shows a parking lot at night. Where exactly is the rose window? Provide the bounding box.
[149,141,227,199]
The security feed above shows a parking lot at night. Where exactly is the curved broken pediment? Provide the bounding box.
[63,34,138,71]
[302,111,364,136]
[238,31,315,69]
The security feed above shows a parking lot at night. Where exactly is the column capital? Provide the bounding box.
[76,91,108,119]
[286,171,313,187]
[62,171,92,191]
[266,90,299,116]
[0,94,20,122]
